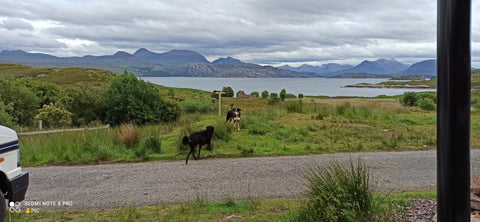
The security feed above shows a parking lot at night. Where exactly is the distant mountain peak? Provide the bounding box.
[113,51,132,57]
[133,48,154,56]
[212,56,242,64]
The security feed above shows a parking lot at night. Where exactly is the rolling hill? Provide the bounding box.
[0,49,313,78]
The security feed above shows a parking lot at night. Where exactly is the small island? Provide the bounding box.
[343,83,435,89]
[344,75,437,89]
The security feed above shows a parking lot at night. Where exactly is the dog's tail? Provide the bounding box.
[182,136,190,145]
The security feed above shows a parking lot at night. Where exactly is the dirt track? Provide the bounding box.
[22,150,480,210]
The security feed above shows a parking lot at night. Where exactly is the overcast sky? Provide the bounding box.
[0,0,478,67]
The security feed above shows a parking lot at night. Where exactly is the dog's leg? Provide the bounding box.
[192,145,198,160]
[197,145,202,160]
[186,149,193,165]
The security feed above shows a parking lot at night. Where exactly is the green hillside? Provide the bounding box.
[0,63,118,86]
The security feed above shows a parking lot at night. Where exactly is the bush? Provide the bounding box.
[250,91,259,97]
[261,90,269,99]
[35,103,72,128]
[222,86,234,97]
[296,159,374,222]
[417,98,436,111]
[268,93,280,105]
[60,84,104,126]
[0,79,40,126]
[280,89,287,102]
[103,71,180,126]
[117,124,140,149]
[286,93,297,99]
[0,101,14,128]
[298,93,304,99]
[401,92,418,106]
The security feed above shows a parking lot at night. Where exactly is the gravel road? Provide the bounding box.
[22,150,480,210]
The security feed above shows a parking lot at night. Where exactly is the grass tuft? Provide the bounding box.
[117,124,141,149]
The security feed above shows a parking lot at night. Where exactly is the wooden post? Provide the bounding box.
[213,90,227,117]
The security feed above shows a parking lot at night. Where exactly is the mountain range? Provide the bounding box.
[0,48,440,78]
[280,58,438,77]
[0,49,317,78]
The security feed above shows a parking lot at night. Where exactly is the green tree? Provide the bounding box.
[20,79,61,109]
[60,84,105,126]
[280,89,286,101]
[222,86,234,97]
[0,101,14,128]
[250,91,259,97]
[35,103,72,128]
[102,71,180,126]
[298,93,304,99]
[0,79,40,126]
[261,90,269,99]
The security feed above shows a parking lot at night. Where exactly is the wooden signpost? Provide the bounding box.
[213,90,227,116]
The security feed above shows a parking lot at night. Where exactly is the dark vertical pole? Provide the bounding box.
[437,0,471,221]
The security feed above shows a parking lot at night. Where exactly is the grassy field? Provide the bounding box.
[7,192,436,222]
[19,95,448,166]
[10,67,479,166]
[18,91,480,167]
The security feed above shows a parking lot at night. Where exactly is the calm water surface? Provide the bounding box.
[142,77,435,97]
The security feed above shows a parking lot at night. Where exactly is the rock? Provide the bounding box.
[472,177,480,210]
[472,177,480,194]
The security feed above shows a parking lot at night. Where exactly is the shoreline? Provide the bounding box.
[343,83,436,89]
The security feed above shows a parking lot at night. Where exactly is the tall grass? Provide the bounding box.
[291,159,395,222]
[117,124,140,149]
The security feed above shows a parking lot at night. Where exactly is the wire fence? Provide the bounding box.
[17,125,110,136]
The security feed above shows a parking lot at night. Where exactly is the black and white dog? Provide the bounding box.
[226,104,241,131]
[182,126,214,164]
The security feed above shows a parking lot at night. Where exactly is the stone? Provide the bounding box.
[472,177,480,194]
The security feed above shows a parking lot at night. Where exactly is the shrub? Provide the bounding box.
[401,92,418,106]
[296,159,374,222]
[268,93,280,105]
[417,98,436,111]
[117,124,140,149]
[280,89,287,101]
[103,71,180,126]
[35,103,73,128]
[286,93,297,99]
[261,90,269,99]
[0,79,40,126]
[0,101,14,128]
[250,91,259,97]
[60,84,104,126]
[222,86,234,97]
[298,93,304,99]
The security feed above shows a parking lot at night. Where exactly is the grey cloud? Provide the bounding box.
[0,0,477,67]
[1,18,33,30]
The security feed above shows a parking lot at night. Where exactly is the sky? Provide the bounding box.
[0,0,479,67]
